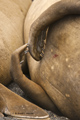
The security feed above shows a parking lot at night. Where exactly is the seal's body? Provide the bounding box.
[23,0,80,119]
[27,15,80,120]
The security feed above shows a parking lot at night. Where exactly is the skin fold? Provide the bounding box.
[10,0,80,120]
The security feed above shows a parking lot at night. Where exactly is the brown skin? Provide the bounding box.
[0,0,50,119]
[11,0,80,120]
[0,0,31,85]
[11,16,80,120]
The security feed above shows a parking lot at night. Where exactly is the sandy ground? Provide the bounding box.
[0,82,70,120]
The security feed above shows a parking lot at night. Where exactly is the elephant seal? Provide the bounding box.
[0,0,31,85]
[10,0,80,120]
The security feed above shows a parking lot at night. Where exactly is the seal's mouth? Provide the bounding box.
[36,28,48,59]
[28,27,48,61]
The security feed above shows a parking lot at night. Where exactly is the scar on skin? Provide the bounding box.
[53,54,58,58]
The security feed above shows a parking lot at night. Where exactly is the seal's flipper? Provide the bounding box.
[0,83,49,119]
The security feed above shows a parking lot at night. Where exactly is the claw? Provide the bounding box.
[20,60,24,64]
[24,50,29,54]
[24,44,29,54]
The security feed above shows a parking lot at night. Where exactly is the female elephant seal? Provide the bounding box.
[11,0,80,120]
[0,0,31,85]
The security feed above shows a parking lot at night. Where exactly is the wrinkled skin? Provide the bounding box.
[10,0,80,120]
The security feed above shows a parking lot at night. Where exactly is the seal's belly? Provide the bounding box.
[37,15,80,117]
